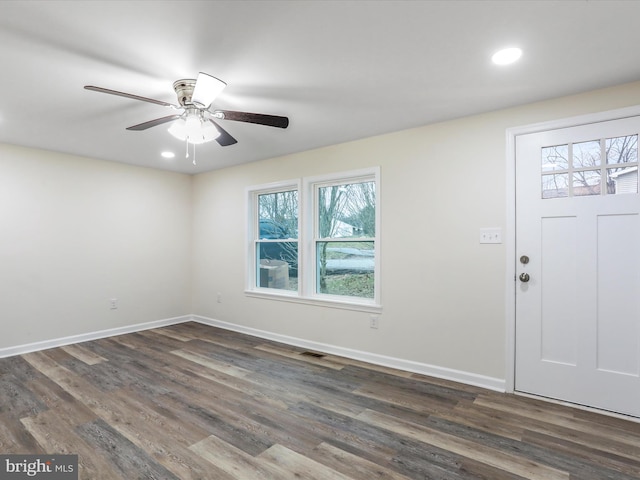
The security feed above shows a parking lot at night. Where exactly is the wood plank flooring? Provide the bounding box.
[1,322,639,479]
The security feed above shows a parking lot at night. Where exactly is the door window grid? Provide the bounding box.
[541,135,638,199]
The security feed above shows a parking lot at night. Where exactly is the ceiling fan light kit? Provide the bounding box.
[168,109,221,145]
[84,72,289,164]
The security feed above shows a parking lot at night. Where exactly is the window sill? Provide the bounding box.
[244,289,382,314]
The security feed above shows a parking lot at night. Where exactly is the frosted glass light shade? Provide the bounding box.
[192,72,226,108]
[168,115,220,145]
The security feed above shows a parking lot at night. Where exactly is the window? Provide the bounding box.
[315,180,376,299]
[541,135,638,198]
[247,168,380,310]
[256,188,298,292]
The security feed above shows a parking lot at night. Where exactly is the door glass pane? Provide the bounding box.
[541,144,568,171]
[573,140,601,168]
[542,173,569,199]
[316,241,374,298]
[573,170,601,196]
[607,167,638,195]
[606,135,638,165]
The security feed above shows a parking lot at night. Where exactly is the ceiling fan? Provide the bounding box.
[84,72,289,148]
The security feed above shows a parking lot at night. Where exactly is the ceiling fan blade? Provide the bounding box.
[209,119,237,146]
[192,72,226,109]
[85,85,178,109]
[214,110,289,129]
[126,115,182,131]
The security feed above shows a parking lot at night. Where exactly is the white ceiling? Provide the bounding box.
[2,1,640,174]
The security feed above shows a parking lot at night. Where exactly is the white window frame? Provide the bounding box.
[246,167,381,313]
[246,179,301,298]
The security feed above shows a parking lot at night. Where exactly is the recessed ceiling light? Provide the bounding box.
[492,47,522,65]
[161,151,175,159]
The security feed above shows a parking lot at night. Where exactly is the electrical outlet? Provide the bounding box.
[109,298,118,310]
[370,315,379,329]
[217,292,222,303]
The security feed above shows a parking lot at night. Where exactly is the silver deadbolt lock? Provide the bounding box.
[520,255,530,264]
[519,272,530,282]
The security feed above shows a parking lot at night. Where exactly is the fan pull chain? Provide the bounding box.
[183,137,197,166]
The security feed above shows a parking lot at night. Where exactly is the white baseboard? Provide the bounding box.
[0,315,192,359]
[192,315,506,392]
[0,313,506,392]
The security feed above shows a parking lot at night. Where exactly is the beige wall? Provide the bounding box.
[192,80,640,382]
[0,144,193,349]
[3,80,640,381]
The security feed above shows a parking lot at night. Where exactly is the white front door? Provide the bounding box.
[515,115,640,417]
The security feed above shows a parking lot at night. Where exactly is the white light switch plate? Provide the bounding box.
[480,227,502,244]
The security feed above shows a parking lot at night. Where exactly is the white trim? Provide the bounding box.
[505,127,517,393]
[246,167,381,309]
[193,314,505,392]
[303,167,380,186]
[505,103,640,394]
[244,289,382,313]
[508,104,640,138]
[0,311,503,391]
[0,315,191,358]
[245,178,301,294]
[303,166,381,305]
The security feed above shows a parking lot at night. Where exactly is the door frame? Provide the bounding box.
[505,104,640,394]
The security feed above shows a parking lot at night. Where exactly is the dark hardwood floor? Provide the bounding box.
[1,322,639,479]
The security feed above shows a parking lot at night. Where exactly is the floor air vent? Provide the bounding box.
[300,351,325,358]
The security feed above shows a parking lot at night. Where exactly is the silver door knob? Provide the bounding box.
[519,273,530,282]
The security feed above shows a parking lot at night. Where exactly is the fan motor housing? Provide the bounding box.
[173,79,197,107]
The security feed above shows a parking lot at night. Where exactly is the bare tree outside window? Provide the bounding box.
[542,136,638,198]
[258,190,298,235]
[257,190,298,290]
[606,135,638,194]
[249,169,380,305]
[572,140,601,196]
[542,145,569,198]
[317,180,376,298]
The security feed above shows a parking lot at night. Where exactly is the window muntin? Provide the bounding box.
[255,189,298,292]
[247,169,380,309]
[315,180,376,299]
[541,134,638,198]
